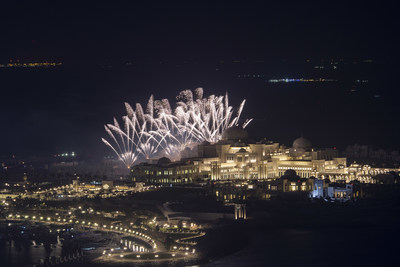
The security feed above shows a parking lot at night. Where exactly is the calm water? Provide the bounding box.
[0,222,85,267]
[0,239,63,266]
[203,227,399,267]
[200,200,400,267]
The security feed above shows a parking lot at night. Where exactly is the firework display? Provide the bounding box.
[102,88,251,168]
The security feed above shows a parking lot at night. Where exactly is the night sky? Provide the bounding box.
[1,2,399,157]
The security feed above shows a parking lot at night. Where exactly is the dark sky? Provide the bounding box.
[1,2,399,157]
[2,2,398,61]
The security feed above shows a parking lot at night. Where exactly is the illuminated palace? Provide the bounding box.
[131,127,399,184]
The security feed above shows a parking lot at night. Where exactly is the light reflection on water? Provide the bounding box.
[0,239,63,266]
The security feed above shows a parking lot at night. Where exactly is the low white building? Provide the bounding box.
[309,179,325,198]
[327,184,353,201]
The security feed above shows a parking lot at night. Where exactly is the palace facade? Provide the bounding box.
[131,127,399,184]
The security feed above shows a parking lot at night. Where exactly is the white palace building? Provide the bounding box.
[131,127,399,184]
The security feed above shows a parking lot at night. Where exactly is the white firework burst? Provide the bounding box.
[102,88,252,168]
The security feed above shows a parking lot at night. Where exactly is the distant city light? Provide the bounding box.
[55,152,77,157]
[0,61,62,68]
[268,78,338,83]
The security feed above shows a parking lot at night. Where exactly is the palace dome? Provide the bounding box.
[284,169,297,177]
[236,148,247,153]
[157,157,171,166]
[292,137,312,150]
[221,126,249,141]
